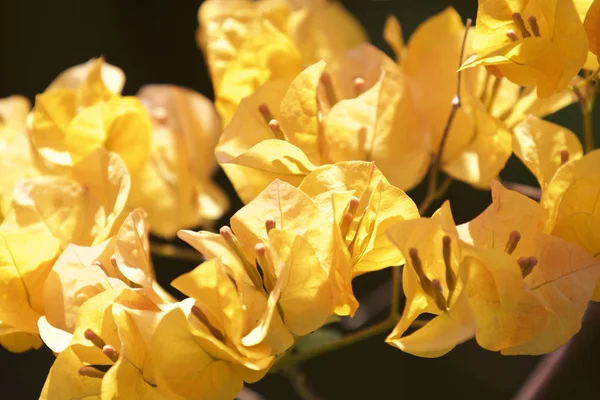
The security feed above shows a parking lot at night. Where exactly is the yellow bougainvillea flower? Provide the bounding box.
[541,149,600,299]
[197,0,300,124]
[383,7,578,189]
[1,149,130,247]
[0,95,41,218]
[459,181,600,354]
[0,231,61,352]
[230,177,363,323]
[298,161,419,275]
[176,229,294,353]
[42,288,167,400]
[151,257,282,400]
[130,84,228,238]
[197,0,366,124]
[39,208,174,353]
[30,57,152,175]
[402,7,513,188]
[385,202,475,357]
[461,0,588,97]
[513,115,583,193]
[217,44,414,202]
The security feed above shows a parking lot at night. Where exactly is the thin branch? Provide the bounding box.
[419,18,471,215]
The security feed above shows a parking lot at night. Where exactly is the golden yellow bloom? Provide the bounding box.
[298,161,419,276]
[30,58,152,175]
[513,115,583,193]
[0,149,131,353]
[130,84,228,238]
[459,181,600,354]
[151,258,280,400]
[0,96,40,218]
[383,7,579,189]
[216,45,407,201]
[0,232,60,352]
[386,202,475,357]
[38,209,174,353]
[1,149,130,247]
[462,0,588,97]
[229,178,349,329]
[41,288,167,400]
[177,230,294,352]
[541,149,600,299]
[197,0,366,124]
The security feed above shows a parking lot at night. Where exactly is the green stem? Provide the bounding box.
[418,175,453,215]
[271,317,398,373]
[574,86,595,153]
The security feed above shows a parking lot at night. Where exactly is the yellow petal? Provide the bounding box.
[220,140,315,204]
[172,259,243,342]
[502,83,579,128]
[461,245,547,351]
[0,233,60,334]
[386,202,463,343]
[543,149,600,230]
[268,229,336,335]
[2,150,130,247]
[513,115,583,192]
[299,161,419,275]
[458,181,547,258]
[65,97,152,175]
[279,61,326,165]
[383,15,405,62]
[42,239,119,339]
[501,232,600,355]
[100,306,163,399]
[197,0,291,89]
[386,291,474,358]
[215,19,302,124]
[321,69,382,164]
[231,179,329,268]
[442,101,512,189]
[288,0,367,64]
[112,209,155,289]
[466,0,587,97]
[584,0,600,58]
[152,306,245,400]
[46,57,125,98]
[131,85,226,238]
[40,347,101,400]
[31,89,78,166]
[70,149,131,244]
[0,326,43,353]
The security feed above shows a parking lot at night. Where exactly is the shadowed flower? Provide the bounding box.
[131,84,228,238]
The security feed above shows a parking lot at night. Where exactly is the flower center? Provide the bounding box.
[503,230,538,278]
[408,236,457,312]
[506,13,541,41]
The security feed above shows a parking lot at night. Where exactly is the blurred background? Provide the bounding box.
[1,1,598,399]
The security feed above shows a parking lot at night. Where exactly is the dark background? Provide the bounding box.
[1,1,598,399]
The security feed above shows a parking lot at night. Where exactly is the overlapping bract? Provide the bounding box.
[0,58,227,239]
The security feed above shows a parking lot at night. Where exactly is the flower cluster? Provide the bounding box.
[2,0,600,398]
